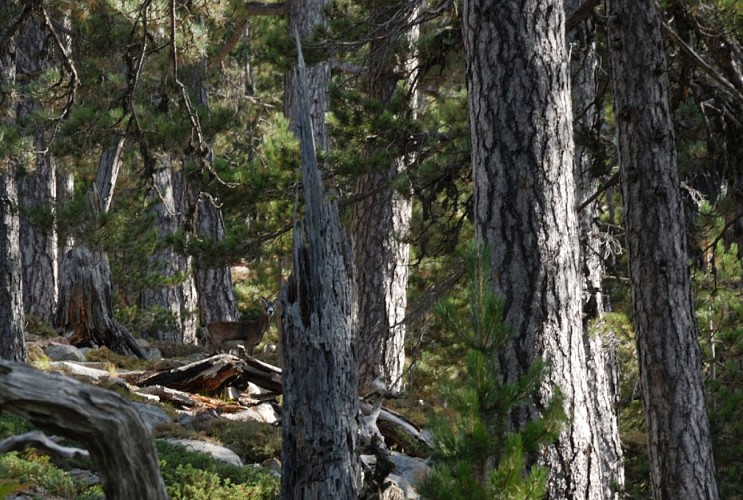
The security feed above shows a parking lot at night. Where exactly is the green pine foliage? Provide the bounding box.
[692,204,743,498]
[420,245,563,500]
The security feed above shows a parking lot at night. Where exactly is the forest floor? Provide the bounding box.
[0,335,429,499]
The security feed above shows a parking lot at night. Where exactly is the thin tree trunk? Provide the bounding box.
[280,38,361,499]
[606,1,719,497]
[285,0,331,153]
[187,62,238,326]
[0,10,25,363]
[93,134,126,214]
[352,1,417,393]
[0,172,26,362]
[567,0,624,494]
[464,1,607,496]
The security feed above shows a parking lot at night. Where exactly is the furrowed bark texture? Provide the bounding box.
[188,64,239,327]
[194,193,239,324]
[280,41,361,499]
[566,0,624,494]
[352,2,417,393]
[0,361,168,500]
[606,1,719,498]
[285,0,331,153]
[94,134,125,214]
[140,155,198,343]
[463,1,606,497]
[0,172,26,362]
[17,15,59,321]
[0,17,26,363]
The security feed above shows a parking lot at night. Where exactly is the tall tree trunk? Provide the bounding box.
[280,39,361,499]
[464,1,608,496]
[606,1,719,497]
[187,62,238,325]
[0,10,25,362]
[352,1,417,393]
[140,154,198,343]
[566,0,624,493]
[17,15,59,321]
[0,172,26,362]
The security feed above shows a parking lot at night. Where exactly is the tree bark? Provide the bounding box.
[140,154,198,343]
[0,360,168,500]
[606,1,719,498]
[56,247,146,358]
[193,192,239,324]
[93,134,126,215]
[352,1,417,393]
[0,12,25,363]
[186,63,239,326]
[17,14,59,321]
[566,0,624,494]
[280,38,361,499]
[463,1,608,497]
[0,172,26,362]
[285,0,331,153]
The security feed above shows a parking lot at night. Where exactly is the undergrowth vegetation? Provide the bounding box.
[0,412,280,500]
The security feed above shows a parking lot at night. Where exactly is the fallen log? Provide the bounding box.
[0,361,167,500]
[125,353,283,395]
[125,354,244,393]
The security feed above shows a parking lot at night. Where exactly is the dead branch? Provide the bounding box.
[0,431,89,460]
[0,361,167,500]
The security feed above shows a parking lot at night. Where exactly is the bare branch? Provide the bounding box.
[0,431,90,460]
[661,20,743,107]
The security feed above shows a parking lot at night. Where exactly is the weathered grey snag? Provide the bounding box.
[56,247,146,358]
[606,0,719,497]
[280,35,361,499]
[0,361,168,500]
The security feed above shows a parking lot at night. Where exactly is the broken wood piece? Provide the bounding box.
[135,385,196,407]
[360,401,432,455]
[0,431,90,460]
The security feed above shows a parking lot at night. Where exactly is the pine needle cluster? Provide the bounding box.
[421,244,563,500]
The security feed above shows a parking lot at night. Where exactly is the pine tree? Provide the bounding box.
[421,245,563,500]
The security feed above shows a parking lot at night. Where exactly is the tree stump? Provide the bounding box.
[56,247,146,358]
